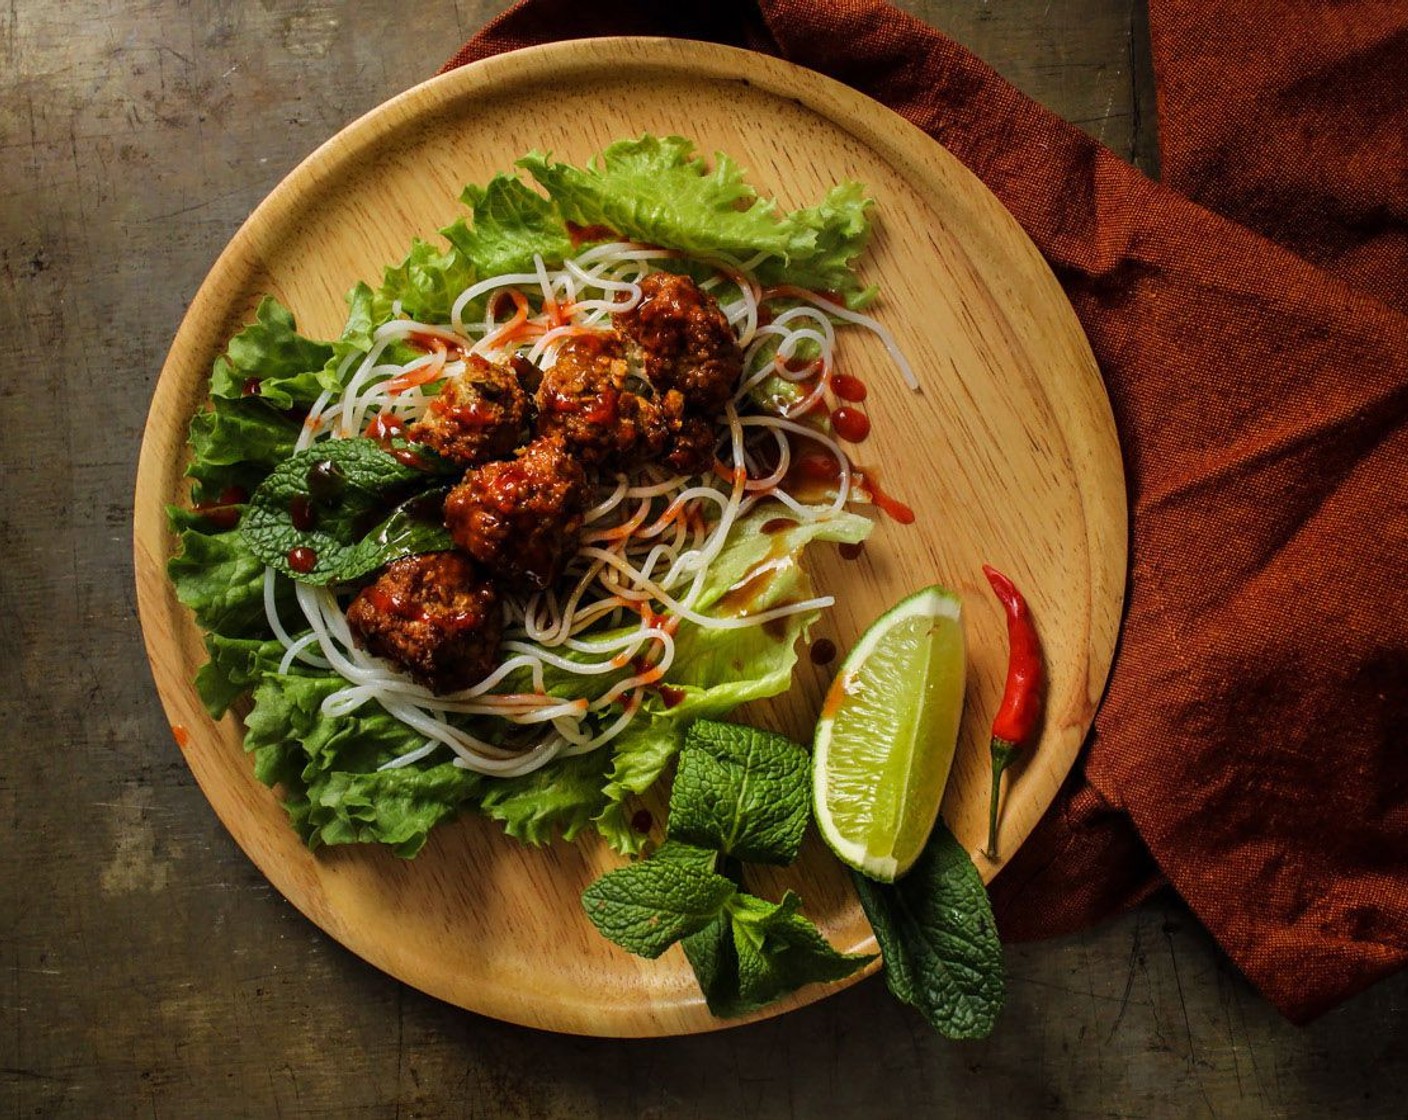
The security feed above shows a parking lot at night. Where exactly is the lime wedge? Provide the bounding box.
[812,585,966,882]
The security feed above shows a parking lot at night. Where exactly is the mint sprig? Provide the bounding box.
[240,439,450,585]
[581,719,872,1016]
[580,841,735,959]
[669,719,811,864]
[684,890,869,1018]
[853,822,1005,1039]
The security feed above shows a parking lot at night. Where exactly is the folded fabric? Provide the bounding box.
[442,0,1408,1023]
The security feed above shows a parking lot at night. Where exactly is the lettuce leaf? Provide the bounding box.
[370,241,473,327]
[167,514,274,638]
[208,297,334,405]
[476,752,613,847]
[444,174,574,283]
[194,634,286,718]
[519,135,874,304]
[242,671,482,857]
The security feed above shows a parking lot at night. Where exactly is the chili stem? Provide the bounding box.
[985,738,1017,860]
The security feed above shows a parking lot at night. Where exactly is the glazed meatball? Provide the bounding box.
[406,354,530,466]
[346,552,501,694]
[662,413,718,476]
[614,271,743,415]
[444,434,588,590]
[534,335,667,468]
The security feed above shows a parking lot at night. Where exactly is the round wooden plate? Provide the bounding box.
[134,38,1126,1036]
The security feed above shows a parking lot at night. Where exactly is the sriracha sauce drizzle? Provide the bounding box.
[860,468,916,525]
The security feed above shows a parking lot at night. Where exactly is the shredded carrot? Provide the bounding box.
[712,460,747,485]
[479,288,532,350]
[587,501,652,543]
[384,338,447,395]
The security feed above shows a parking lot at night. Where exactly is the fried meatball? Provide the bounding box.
[615,271,743,415]
[662,414,718,476]
[406,354,530,466]
[534,334,668,468]
[444,434,588,590]
[346,552,501,694]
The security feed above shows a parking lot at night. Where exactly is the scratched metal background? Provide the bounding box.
[2,1,1404,1116]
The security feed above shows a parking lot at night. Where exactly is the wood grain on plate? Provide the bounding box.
[133,38,1126,1037]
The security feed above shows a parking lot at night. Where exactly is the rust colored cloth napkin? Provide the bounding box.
[443,0,1408,1022]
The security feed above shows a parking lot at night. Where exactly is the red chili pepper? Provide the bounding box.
[982,564,1043,859]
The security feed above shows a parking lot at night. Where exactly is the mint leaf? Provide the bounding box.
[682,891,873,1018]
[341,488,454,579]
[669,720,810,865]
[580,841,735,959]
[853,822,1004,1039]
[240,439,435,584]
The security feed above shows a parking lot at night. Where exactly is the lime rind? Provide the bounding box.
[812,586,966,882]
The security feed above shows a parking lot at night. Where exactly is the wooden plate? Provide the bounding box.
[134,38,1126,1037]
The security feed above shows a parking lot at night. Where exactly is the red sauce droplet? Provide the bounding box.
[287,546,318,573]
[762,616,789,640]
[196,506,240,531]
[831,374,867,402]
[241,377,262,397]
[567,221,620,247]
[192,485,248,531]
[172,725,190,749]
[290,494,316,532]
[761,517,798,535]
[630,808,654,834]
[657,684,686,709]
[583,386,621,425]
[810,638,837,666]
[783,450,847,504]
[480,461,530,513]
[861,469,916,525]
[832,406,871,443]
[392,448,431,470]
[366,413,405,444]
[361,584,481,633]
[839,541,865,561]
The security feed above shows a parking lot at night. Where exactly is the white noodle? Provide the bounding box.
[255,241,919,777]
